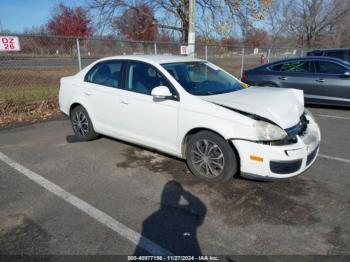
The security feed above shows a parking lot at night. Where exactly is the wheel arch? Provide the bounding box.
[258,81,279,87]
[181,127,240,165]
[69,102,83,116]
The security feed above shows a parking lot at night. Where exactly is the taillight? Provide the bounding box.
[241,72,248,82]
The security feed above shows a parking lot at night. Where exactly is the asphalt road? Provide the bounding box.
[0,106,350,258]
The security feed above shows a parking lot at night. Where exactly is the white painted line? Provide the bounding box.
[0,151,173,256]
[317,114,350,120]
[319,154,350,164]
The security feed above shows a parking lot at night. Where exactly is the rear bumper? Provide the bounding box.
[231,121,321,179]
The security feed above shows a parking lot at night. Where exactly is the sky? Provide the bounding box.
[0,0,86,33]
[0,0,266,38]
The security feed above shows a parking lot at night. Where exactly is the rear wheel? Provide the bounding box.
[186,131,238,183]
[70,105,99,141]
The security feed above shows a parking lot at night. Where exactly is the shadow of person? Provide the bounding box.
[134,180,207,256]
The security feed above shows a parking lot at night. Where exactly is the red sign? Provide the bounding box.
[0,36,21,51]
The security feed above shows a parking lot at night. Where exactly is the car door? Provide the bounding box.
[82,60,127,136]
[114,61,180,154]
[270,60,317,94]
[311,60,350,103]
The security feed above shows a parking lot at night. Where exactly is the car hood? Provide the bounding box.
[201,87,304,129]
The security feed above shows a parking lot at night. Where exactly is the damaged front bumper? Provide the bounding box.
[231,120,321,180]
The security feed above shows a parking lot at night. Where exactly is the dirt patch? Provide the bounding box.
[0,99,62,127]
[117,146,320,227]
[117,147,191,176]
[323,226,346,254]
[0,214,51,254]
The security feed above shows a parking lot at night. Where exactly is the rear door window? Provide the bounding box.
[314,61,346,74]
[268,61,312,73]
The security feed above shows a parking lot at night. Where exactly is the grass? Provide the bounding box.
[0,67,77,104]
[0,67,77,127]
[0,86,58,104]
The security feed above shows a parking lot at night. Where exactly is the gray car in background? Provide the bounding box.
[242,56,350,107]
[307,48,350,63]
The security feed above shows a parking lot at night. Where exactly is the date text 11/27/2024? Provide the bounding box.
[128,256,220,261]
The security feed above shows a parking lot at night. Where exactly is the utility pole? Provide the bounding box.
[188,0,195,57]
[0,19,3,33]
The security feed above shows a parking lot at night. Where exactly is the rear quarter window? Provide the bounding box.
[267,64,282,71]
[85,60,123,88]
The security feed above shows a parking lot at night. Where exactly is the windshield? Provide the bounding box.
[162,62,244,96]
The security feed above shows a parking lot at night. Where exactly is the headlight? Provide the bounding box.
[304,108,315,122]
[255,121,287,141]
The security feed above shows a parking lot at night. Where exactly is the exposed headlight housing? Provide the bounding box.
[255,121,287,141]
[304,108,315,122]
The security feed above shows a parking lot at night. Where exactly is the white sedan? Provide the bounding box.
[59,55,321,182]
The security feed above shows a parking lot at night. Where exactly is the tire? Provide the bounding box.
[185,131,238,183]
[70,105,99,141]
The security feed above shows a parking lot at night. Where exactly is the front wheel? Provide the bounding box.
[186,131,238,183]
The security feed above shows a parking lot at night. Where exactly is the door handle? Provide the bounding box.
[84,91,92,96]
[279,76,287,80]
[316,79,325,83]
[120,98,129,104]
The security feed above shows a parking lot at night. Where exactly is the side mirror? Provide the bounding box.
[151,86,173,99]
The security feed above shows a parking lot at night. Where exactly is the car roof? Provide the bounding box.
[96,54,205,65]
[253,56,349,69]
[244,56,350,72]
[289,56,348,63]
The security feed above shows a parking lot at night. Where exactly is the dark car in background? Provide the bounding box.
[307,48,350,63]
[241,56,350,106]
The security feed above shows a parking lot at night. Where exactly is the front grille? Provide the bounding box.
[306,145,319,166]
[270,159,302,174]
[285,113,309,136]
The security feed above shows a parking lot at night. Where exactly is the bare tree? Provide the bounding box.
[283,0,350,48]
[332,13,350,47]
[265,0,291,47]
[87,0,270,42]
[196,12,239,41]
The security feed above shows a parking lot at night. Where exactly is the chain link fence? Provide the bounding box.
[0,34,306,125]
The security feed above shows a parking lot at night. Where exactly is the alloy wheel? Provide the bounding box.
[190,139,225,178]
[72,111,89,136]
